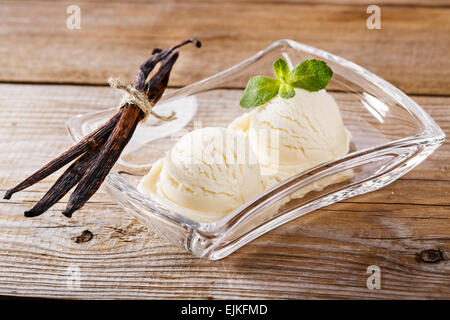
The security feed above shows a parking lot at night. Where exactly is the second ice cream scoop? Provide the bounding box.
[229,88,351,185]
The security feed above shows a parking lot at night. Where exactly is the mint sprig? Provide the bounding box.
[289,59,333,92]
[239,58,333,108]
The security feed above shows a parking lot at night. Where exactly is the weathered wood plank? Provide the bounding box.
[0,200,448,299]
[0,83,448,299]
[0,2,449,95]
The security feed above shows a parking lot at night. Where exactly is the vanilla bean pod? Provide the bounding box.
[4,109,123,200]
[24,149,100,217]
[4,39,201,217]
[62,50,183,217]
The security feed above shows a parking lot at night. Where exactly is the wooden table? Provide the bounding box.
[0,1,449,299]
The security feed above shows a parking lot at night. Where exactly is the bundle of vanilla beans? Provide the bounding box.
[4,39,201,218]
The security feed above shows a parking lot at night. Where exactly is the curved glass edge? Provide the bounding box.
[204,138,442,259]
[66,108,117,145]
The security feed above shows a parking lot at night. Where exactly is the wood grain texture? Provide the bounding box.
[0,84,448,299]
[0,1,449,95]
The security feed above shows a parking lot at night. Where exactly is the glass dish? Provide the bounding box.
[66,39,445,260]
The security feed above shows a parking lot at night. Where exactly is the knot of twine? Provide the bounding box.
[108,77,175,123]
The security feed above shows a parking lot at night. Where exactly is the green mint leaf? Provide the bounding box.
[239,76,280,108]
[279,83,295,99]
[273,58,290,83]
[289,59,333,92]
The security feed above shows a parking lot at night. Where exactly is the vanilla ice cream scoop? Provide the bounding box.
[229,88,351,186]
[138,127,264,222]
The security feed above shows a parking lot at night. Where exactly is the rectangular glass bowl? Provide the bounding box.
[66,39,445,260]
